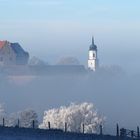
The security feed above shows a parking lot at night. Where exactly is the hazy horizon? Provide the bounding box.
[0,0,140,74]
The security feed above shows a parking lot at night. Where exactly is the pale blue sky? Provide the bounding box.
[0,0,140,73]
[0,0,139,21]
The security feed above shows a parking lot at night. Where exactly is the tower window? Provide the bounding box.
[93,53,95,57]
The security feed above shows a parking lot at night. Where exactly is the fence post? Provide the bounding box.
[3,118,5,127]
[65,122,67,132]
[137,126,140,138]
[82,124,85,134]
[100,125,103,135]
[131,130,134,138]
[116,123,119,137]
[120,128,126,137]
[48,122,51,129]
[32,120,35,129]
[18,119,20,128]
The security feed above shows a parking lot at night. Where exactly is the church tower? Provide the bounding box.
[88,37,98,71]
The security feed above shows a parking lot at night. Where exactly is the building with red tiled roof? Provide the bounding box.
[0,41,6,49]
[0,40,29,65]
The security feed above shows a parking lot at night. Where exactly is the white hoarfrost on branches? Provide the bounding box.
[39,102,105,133]
[18,109,38,128]
[6,109,39,128]
[7,110,39,128]
[0,104,39,128]
[7,113,18,127]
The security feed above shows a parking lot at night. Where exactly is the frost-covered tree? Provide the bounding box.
[18,109,38,128]
[6,109,39,128]
[39,102,105,133]
[0,104,39,128]
[7,113,19,127]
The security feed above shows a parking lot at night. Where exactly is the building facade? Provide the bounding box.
[88,37,98,71]
[0,41,29,65]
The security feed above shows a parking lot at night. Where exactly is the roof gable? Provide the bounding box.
[10,43,28,56]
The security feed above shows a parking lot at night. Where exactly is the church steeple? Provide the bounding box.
[92,36,94,45]
[88,36,98,71]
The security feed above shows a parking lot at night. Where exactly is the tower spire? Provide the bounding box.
[92,36,94,45]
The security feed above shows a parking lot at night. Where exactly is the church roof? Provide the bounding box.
[89,37,97,51]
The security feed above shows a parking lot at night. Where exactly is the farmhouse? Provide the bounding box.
[0,41,29,65]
